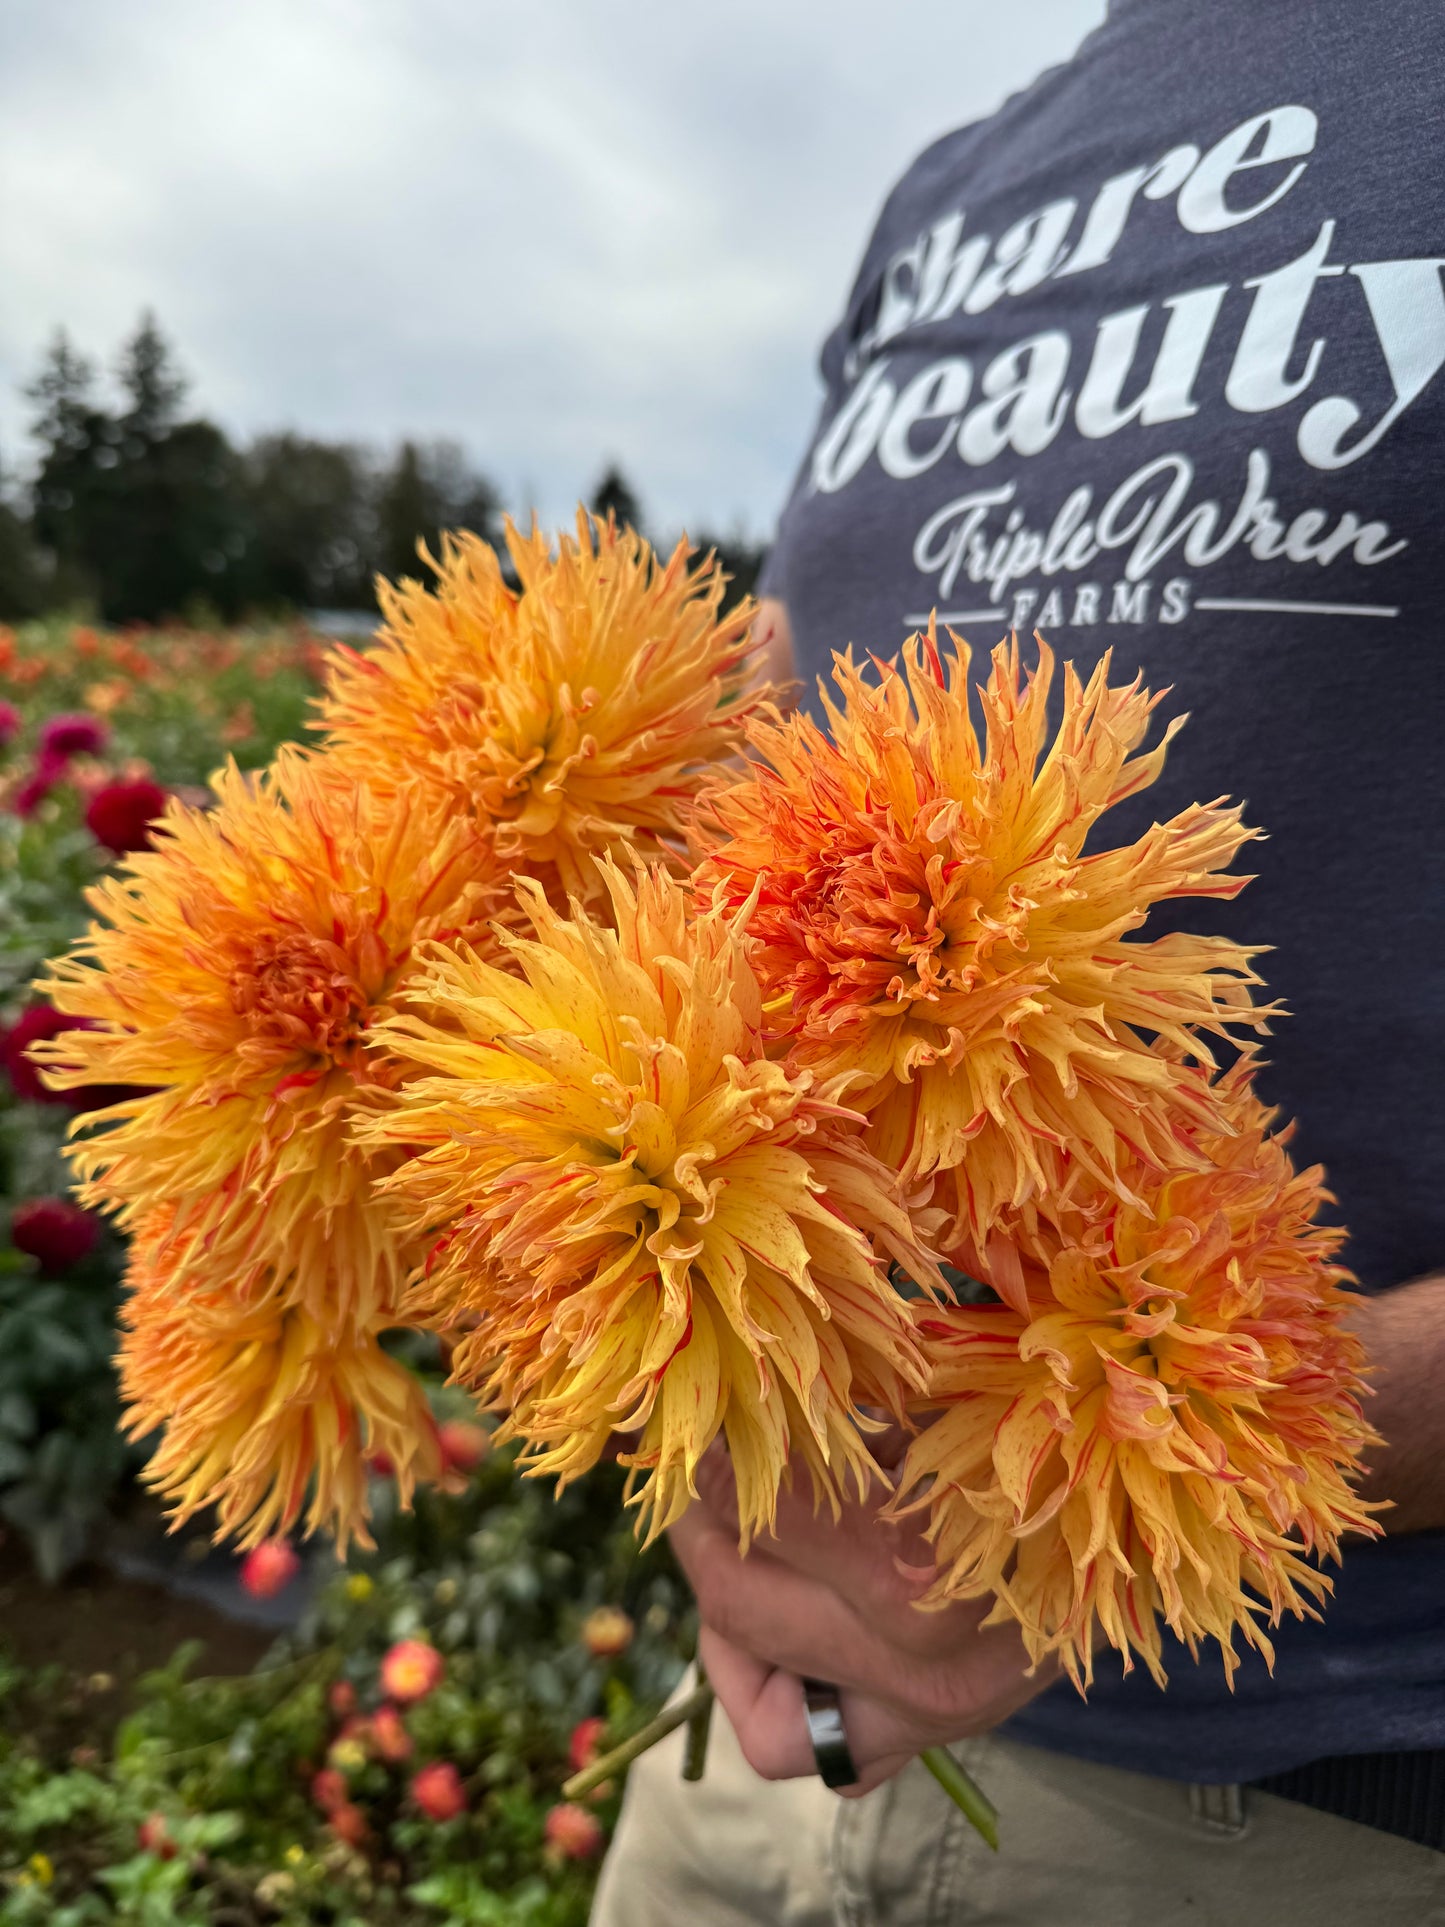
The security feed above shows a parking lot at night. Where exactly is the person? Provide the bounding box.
[592,0,1445,1918]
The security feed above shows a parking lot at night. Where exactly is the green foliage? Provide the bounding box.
[0,1256,132,1583]
[0,814,101,1016]
[1,617,321,789]
[0,1449,693,1923]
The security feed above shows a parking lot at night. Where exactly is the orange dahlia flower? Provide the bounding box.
[698,628,1271,1248]
[895,1065,1378,1688]
[363,862,942,1543]
[120,1225,445,1551]
[316,512,766,905]
[34,747,493,1324]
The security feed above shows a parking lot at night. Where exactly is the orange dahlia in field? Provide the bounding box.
[120,1224,445,1550]
[315,512,766,906]
[895,1063,1378,1689]
[362,861,944,1543]
[698,628,1271,1248]
[33,747,494,1324]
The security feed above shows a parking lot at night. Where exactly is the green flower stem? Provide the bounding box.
[562,1683,714,1800]
[921,1745,999,1851]
[682,1657,714,1782]
[564,1681,1001,1854]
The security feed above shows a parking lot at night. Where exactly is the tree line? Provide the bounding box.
[0,315,763,625]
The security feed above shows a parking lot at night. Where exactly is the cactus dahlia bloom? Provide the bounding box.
[35,747,494,1325]
[895,1065,1378,1689]
[119,1220,445,1550]
[698,630,1271,1250]
[364,862,943,1543]
[315,512,766,905]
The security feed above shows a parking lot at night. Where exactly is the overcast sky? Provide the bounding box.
[0,0,1104,539]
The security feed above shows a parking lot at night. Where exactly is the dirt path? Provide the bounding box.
[0,1527,272,1752]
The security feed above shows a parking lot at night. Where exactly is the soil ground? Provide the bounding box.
[0,1524,271,1754]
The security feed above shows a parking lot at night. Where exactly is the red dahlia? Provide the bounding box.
[40,712,108,760]
[10,1198,100,1273]
[85,777,169,854]
[1,1005,95,1105]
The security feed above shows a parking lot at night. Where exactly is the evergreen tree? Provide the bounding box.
[97,315,247,622]
[26,330,112,608]
[241,434,375,611]
[25,330,96,461]
[115,311,186,441]
[373,439,501,585]
[25,317,247,623]
[374,441,434,582]
[100,414,248,623]
[0,456,45,619]
[424,441,503,555]
[589,464,643,534]
[692,530,766,610]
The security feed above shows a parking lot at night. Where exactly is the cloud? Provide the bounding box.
[0,0,1104,534]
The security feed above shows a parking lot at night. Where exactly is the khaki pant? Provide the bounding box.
[592,1674,1445,1926]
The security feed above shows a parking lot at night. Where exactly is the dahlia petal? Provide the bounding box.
[896,1072,1378,1685]
[698,628,1273,1247]
[317,514,769,905]
[120,1222,445,1551]
[364,860,939,1543]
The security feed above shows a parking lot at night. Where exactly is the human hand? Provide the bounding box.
[671,1441,1057,1796]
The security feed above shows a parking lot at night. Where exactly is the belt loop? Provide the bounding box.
[1189,1781,1248,1837]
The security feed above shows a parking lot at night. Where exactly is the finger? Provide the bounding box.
[672,1500,905,1697]
[675,1497,1033,1725]
[693,1448,972,1651]
[699,1627,941,1796]
[697,1628,808,1777]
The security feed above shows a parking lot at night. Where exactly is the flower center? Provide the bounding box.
[229,932,372,1073]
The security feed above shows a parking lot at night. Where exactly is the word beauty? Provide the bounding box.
[819,216,1443,491]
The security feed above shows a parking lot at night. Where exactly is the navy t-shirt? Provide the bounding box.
[758,0,1445,1781]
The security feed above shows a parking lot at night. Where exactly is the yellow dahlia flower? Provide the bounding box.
[698,628,1271,1248]
[35,746,493,1323]
[316,512,766,904]
[120,1224,445,1551]
[896,1065,1378,1689]
[363,862,943,1542]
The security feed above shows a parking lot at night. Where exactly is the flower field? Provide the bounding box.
[0,618,687,1921]
[0,617,323,1574]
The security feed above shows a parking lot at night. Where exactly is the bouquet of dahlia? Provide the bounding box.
[33,514,1377,1842]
